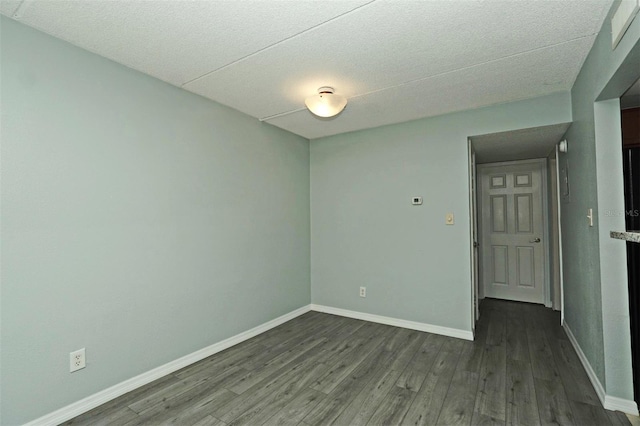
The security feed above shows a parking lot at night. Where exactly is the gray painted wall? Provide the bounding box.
[0,17,310,425]
[595,99,632,400]
[560,1,640,398]
[310,92,572,332]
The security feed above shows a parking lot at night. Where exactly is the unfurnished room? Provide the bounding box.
[2,0,640,425]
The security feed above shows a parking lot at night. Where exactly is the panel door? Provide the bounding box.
[479,161,545,304]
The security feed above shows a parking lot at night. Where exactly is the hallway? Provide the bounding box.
[477,298,628,425]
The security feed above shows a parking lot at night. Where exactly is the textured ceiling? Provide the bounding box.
[622,78,640,109]
[472,123,571,164]
[626,78,640,96]
[1,0,613,139]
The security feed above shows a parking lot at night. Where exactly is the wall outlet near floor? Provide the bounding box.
[70,348,86,372]
[359,286,366,298]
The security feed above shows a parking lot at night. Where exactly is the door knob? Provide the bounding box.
[529,237,541,243]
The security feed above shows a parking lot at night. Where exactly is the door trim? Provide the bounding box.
[468,139,479,332]
[476,158,551,306]
[554,145,565,320]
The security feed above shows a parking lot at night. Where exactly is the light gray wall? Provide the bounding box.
[310,92,572,332]
[560,0,640,398]
[0,17,310,425]
[595,99,633,400]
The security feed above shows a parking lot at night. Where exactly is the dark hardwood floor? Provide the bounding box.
[64,299,631,425]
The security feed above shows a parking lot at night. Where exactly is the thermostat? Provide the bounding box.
[412,197,423,205]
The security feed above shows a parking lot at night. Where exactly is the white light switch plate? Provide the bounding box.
[446,213,454,225]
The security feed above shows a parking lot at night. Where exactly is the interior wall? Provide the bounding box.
[310,92,572,332]
[560,0,640,400]
[0,18,311,425]
[595,99,633,400]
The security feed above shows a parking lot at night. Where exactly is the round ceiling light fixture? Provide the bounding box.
[304,87,347,118]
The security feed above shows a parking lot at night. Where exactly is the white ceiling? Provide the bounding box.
[626,78,640,97]
[1,0,613,140]
[622,77,640,109]
[472,122,571,164]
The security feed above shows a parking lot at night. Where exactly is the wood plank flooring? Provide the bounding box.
[64,299,631,425]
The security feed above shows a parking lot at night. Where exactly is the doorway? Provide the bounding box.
[477,159,549,304]
[621,79,640,405]
[469,123,569,314]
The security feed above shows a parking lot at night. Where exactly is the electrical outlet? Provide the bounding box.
[359,286,366,298]
[70,348,86,373]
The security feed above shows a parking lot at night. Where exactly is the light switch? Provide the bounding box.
[412,197,423,205]
[446,213,454,225]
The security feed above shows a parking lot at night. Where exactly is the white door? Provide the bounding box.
[478,160,546,304]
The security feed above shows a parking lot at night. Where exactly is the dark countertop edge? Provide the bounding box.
[610,231,640,243]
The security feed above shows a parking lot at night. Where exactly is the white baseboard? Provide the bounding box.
[310,304,474,341]
[605,395,640,415]
[24,305,312,426]
[563,321,639,416]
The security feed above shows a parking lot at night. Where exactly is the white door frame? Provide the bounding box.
[475,158,552,307]
[468,139,479,333]
[554,146,565,321]
[552,147,565,320]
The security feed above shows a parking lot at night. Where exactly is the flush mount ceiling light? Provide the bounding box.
[304,87,347,118]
